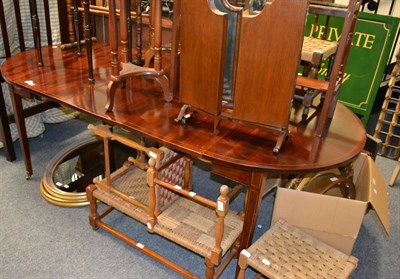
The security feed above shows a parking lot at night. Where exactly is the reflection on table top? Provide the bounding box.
[1,44,366,174]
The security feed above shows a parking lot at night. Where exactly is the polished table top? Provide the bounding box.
[1,44,367,272]
[1,44,366,175]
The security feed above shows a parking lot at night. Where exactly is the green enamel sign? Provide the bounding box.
[304,12,399,125]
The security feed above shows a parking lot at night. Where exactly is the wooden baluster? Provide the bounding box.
[106,0,171,112]
[108,0,119,77]
[147,157,157,232]
[66,0,75,42]
[134,0,145,65]
[169,0,180,94]
[43,0,52,45]
[144,0,155,68]
[0,0,12,58]
[83,0,95,83]
[120,0,129,63]
[153,0,162,71]
[183,156,192,189]
[12,0,25,52]
[28,0,43,66]
[103,134,112,191]
[127,0,133,63]
[73,0,82,56]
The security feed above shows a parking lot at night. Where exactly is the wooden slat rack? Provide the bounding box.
[374,46,400,160]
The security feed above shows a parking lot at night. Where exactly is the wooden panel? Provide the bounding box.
[179,0,228,116]
[233,0,308,128]
[212,164,252,185]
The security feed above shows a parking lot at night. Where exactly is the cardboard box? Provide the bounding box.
[271,153,389,255]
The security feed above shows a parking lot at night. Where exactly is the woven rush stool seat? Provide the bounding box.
[92,186,148,224]
[301,37,338,62]
[101,164,149,203]
[153,197,243,259]
[92,165,149,224]
[238,219,358,279]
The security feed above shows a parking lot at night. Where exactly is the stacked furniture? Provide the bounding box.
[176,0,309,153]
[105,0,172,112]
[295,0,361,136]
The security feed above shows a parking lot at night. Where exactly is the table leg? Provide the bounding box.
[9,86,32,179]
[236,172,265,275]
[0,84,16,161]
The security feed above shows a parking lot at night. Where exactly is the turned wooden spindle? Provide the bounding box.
[106,0,171,112]
[28,0,43,66]
[108,0,120,77]
[73,0,82,56]
[134,0,145,65]
[83,0,95,83]
[153,0,162,72]
[120,0,129,63]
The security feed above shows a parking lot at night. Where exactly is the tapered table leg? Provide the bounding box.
[9,86,32,179]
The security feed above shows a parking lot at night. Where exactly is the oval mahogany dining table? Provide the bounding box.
[1,44,366,264]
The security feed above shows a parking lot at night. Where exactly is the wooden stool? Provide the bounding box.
[301,37,338,64]
[295,0,361,135]
[295,37,338,119]
[238,219,358,279]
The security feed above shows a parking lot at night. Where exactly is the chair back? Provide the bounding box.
[0,0,60,65]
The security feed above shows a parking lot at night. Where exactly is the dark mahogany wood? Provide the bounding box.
[72,0,83,56]
[169,0,180,95]
[235,0,307,126]
[179,0,227,118]
[177,0,308,153]
[234,0,308,152]
[1,44,366,263]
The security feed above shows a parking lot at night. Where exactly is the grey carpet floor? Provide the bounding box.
[0,117,399,278]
